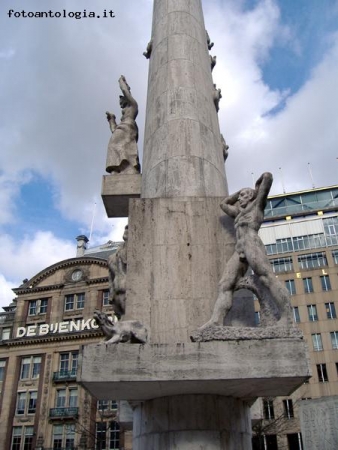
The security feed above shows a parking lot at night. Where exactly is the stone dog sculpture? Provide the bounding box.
[106,75,141,174]
[200,172,292,329]
[94,310,148,344]
[107,225,128,318]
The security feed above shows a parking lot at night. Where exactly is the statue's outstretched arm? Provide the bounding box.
[106,111,117,133]
[255,172,273,210]
[118,75,138,114]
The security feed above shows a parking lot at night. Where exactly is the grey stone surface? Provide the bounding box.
[79,340,310,401]
[117,400,133,429]
[201,173,293,330]
[101,173,141,217]
[299,396,338,450]
[141,0,227,198]
[190,325,303,342]
[106,76,140,175]
[93,310,147,344]
[133,395,251,450]
[125,197,239,343]
[107,226,128,317]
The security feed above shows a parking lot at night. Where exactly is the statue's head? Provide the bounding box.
[238,188,256,208]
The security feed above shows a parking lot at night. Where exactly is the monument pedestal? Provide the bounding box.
[133,395,251,449]
[79,340,310,449]
[101,174,141,218]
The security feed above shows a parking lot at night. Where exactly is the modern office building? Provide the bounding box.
[0,238,132,450]
[253,184,338,450]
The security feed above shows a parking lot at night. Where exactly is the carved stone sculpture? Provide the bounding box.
[106,75,141,174]
[94,310,148,344]
[200,172,292,329]
[206,30,214,50]
[220,134,229,162]
[210,55,217,71]
[107,225,128,317]
[213,84,222,112]
[143,40,153,59]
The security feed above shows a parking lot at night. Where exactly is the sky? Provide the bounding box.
[0,0,337,307]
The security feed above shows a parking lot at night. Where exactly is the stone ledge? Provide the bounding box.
[101,174,141,217]
[190,325,303,342]
[79,340,311,401]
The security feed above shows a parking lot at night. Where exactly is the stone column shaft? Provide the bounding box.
[141,0,227,198]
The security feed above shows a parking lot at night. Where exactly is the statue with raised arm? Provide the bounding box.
[107,225,128,318]
[200,172,292,329]
[106,75,141,174]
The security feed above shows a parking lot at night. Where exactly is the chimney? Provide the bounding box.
[76,235,89,257]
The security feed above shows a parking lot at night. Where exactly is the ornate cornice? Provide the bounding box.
[13,257,108,294]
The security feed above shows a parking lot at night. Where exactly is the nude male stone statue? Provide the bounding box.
[106,75,140,174]
[201,172,292,329]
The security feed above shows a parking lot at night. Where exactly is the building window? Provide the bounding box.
[64,293,85,311]
[298,252,328,269]
[324,216,338,245]
[326,302,337,319]
[52,424,75,449]
[255,311,260,326]
[285,280,296,295]
[283,399,294,418]
[293,307,300,323]
[103,290,110,307]
[317,364,328,382]
[330,332,338,350]
[28,298,48,316]
[269,257,293,273]
[263,399,275,420]
[0,359,6,381]
[303,277,314,293]
[59,352,78,376]
[110,421,120,450]
[287,433,303,450]
[11,426,34,450]
[97,400,118,412]
[20,356,41,380]
[311,333,323,351]
[56,388,78,408]
[320,275,331,291]
[96,421,120,450]
[96,422,106,449]
[307,305,318,322]
[332,250,338,264]
[16,391,37,415]
[1,327,11,340]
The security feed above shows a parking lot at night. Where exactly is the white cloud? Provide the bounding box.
[0,231,75,307]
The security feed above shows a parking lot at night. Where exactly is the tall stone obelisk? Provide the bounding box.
[79,1,310,448]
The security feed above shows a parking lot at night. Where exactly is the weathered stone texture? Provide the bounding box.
[142,0,227,198]
[299,396,338,450]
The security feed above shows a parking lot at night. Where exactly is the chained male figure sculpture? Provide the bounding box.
[201,172,292,329]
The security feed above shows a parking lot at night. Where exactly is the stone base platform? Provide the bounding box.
[101,174,141,217]
[190,325,303,342]
[79,340,310,402]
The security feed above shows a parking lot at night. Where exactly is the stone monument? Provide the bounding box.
[79,1,310,448]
